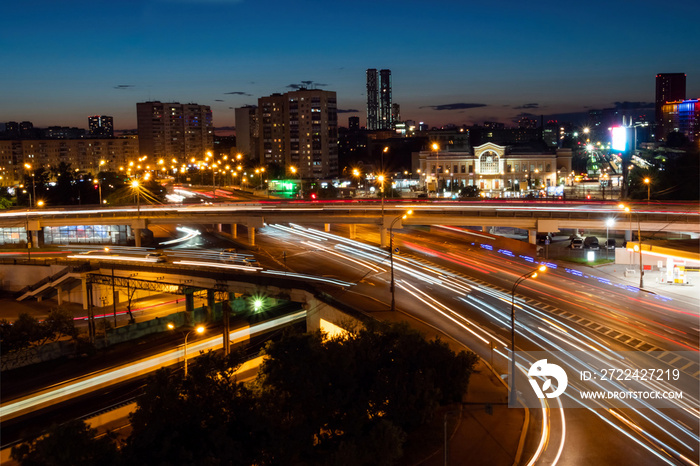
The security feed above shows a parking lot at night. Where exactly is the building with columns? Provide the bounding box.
[417,142,572,197]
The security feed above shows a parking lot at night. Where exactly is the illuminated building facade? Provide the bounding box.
[655,73,686,140]
[418,143,572,197]
[660,99,700,143]
[258,89,338,178]
[136,101,213,160]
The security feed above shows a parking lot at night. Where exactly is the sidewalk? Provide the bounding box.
[586,263,699,303]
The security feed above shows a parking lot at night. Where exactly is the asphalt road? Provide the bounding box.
[249,222,699,466]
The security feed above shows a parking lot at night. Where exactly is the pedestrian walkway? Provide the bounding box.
[588,263,699,304]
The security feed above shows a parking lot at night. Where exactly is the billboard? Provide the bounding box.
[611,126,627,152]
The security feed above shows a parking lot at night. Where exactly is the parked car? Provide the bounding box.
[536,233,552,245]
[604,239,617,249]
[570,238,584,249]
[584,236,600,250]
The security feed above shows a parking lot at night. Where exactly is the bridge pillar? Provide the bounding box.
[185,289,195,325]
[324,223,331,232]
[206,290,216,322]
[248,227,255,246]
[134,229,142,248]
[481,226,492,234]
[348,224,357,239]
[528,229,537,244]
[31,230,39,248]
[231,223,237,238]
[380,227,388,248]
[81,277,89,310]
[624,230,632,241]
[56,285,63,305]
[217,224,223,232]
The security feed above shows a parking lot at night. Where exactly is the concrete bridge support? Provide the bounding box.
[528,229,537,245]
[231,224,237,239]
[248,227,255,247]
[184,289,195,326]
[325,223,331,232]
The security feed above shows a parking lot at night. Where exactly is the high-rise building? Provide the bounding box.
[366,69,379,130]
[257,88,338,178]
[661,99,700,143]
[348,116,360,130]
[655,73,686,140]
[366,68,393,131]
[88,116,114,138]
[136,101,213,161]
[234,105,258,159]
[379,69,393,130]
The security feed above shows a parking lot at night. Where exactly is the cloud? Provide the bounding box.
[214,99,224,102]
[286,81,328,90]
[337,108,359,113]
[420,103,487,111]
[613,101,654,109]
[114,84,134,90]
[513,103,539,109]
[224,91,252,96]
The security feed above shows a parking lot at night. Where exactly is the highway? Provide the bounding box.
[247,222,699,465]
[2,214,698,465]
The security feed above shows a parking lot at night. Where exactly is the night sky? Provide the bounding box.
[2,0,699,132]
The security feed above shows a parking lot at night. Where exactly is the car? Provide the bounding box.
[584,236,600,250]
[146,252,167,262]
[536,233,552,245]
[570,238,584,249]
[604,239,616,249]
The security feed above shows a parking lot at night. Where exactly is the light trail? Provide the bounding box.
[0,311,307,423]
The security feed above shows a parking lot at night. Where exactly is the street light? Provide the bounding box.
[377,175,385,217]
[605,218,615,260]
[510,265,547,405]
[168,323,205,378]
[389,210,412,312]
[24,163,35,208]
[131,179,141,217]
[93,178,102,206]
[619,204,644,289]
[643,177,651,202]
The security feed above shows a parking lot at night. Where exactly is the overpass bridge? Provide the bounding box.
[0,200,698,248]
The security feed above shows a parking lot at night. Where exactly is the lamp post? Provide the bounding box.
[643,177,651,202]
[606,218,614,260]
[168,323,205,378]
[131,179,141,217]
[377,175,385,218]
[619,204,644,288]
[432,143,439,195]
[24,163,35,208]
[93,178,102,206]
[510,265,547,405]
[389,210,412,312]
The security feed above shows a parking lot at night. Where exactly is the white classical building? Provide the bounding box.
[417,143,572,197]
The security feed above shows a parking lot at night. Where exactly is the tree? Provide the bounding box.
[0,309,79,369]
[10,419,119,466]
[122,351,262,466]
[459,185,481,198]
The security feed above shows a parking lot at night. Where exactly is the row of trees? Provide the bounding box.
[5,162,168,209]
[12,321,479,466]
[0,309,81,370]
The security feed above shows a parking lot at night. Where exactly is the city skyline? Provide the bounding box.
[2,0,699,131]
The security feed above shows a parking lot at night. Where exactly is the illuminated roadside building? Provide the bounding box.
[660,99,700,143]
[655,73,686,141]
[88,115,114,138]
[418,143,572,197]
[136,101,213,160]
[258,88,338,178]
